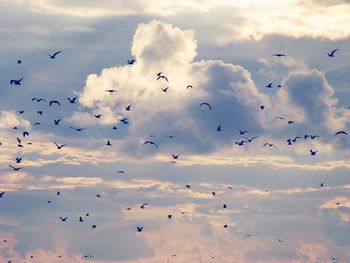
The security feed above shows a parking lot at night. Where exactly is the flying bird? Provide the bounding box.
[49,100,60,107]
[260,105,266,110]
[309,134,320,139]
[67,96,78,103]
[54,143,67,149]
[23,131,29,137]
[186,85,193,89]
[127,59,136,65]
[143,141,159,149]
[106,140,112,146]
[79,217,84,222]
[137,226,143,232]
[37,111,43,115]
[239,130,249,135]
[70,127,86,131]
[94,114,102,119]
[15,157,23,163]
[32,98,46,102]
[310,149,318,156]
[216,125,222,132]
[18,110,25,114]
[17,59,22,64]
[120,118,129,124]
[9,164,22,171]
[117,170,124,173]
[327,48,338,57]
[0,192,5,198]
[172,154,179,159]
[59,216,68,222]
[266,83,273,88]
[161,87,169,92]
[10,78,23,85]
[157,75,168,82]
[288,120,294,125]
[275,116,285,120]
[54,119,61,125]
[263,143,276,148]
[272,53,287,57]
[335,131,348,136]
[125,105,131,111]
[47,51,62,59]
[200,102,212,110]
[277,238,284,243]
[186,185,191,189]
[105,89,117,93]
[242,136,259,142]
[235,140,248,146]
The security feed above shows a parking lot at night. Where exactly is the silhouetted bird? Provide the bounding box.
[54,119,61,125]
[59,217,68,222]
[157,75,168,82]
[200,102,212,110]
[92,225,97,229]
[186,185,191,189]
[162,87,169,92]
[272,53,287,57]
[266,83,272,88]
[275,116,285,120]
[10,78,23,85]
[23,131,29,137]
[16,157,23,163]
[67,96,78,103]
[105,89,117,93]
[0,192,5,198]
[54,143,67,149]
[263,143,276,148]
[127,59,136,65]
[260,105,265,110]
[120,118,129,124]
[335,131,348,136]
[310,134,320,139]
[187,85,193,89]
[70,127,86,131]
[37,111,43,115]
[79,217,84,222]
[239,130,249,135]
[106,140,112,146]
[310,149,318,156]
[9,164,22,171]
[277,238,284,243]
[18,110,25,114]
[243,136,259,142]
[223,204,227,209]
[94,114,102,118]
[137,226,143,232]
[49,100,60,107]
[288,120,294,125]
[32,98,46,102]
[143,141,159,149]
[172,154,179,159]
[216,125,222,131]
[125,105,131,111]
[327,49,338,57]
[47,51,62,59]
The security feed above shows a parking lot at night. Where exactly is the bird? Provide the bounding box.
[10,78,23,85]
[266,83,272,88]
[272,53,287,57]
[277,238,284,243]
[292,136,302,142]
[59,217,68,222]
[286,139,293,145]
[37,111,43,115]
[165,135,175,139]
[310,149,318,156]
[106,140,112,146]
[172,154,179,159]
[143,141,159,149]
[216,125,222,131]
[18,110,25,114]
[9,164,22,171]
[200,102,212,110]
[57,191,60,195]
[125,105,131,111]
[15,157,23,163]
[70,127,86,131]
[288,120,294,125]
[67,96,78,103]
[112,126,117,130]
[47,51,62,59]
[275,116,285,120]
[277,84,282,88]
[54,142,67,149]
[54,119,61,125]
[239,130,249,135]
[17,59,22,64]
[32,98,47,102]
[125,207,132,210]
[304,135,309,140]
[105,89,117,93]
[186,185,191,189]
[127,59,136,65]
[120,118,129,124]
[140,203,148,209]
[263,143,276,148]
[242,136,259,142]
[168,214,172,219]
[96,194,101,197]
[223,224,228,228]
[320,183,324,187]
[186,85,193,89]
[137,226,143,232]
[211,192,216,197]
[223,204,227,209]
[235,140,248,146]
[94,114,102,118]
[157,75,168,82]
[92,225,97,229]
[49,100,60,107]
[260,105,266,110]
[161,87,169,92]
[327,49,338,57]
[79,217,84,222]
[309,134,320,139]
[0,192,5,198]
[335,131,348,136]
[23,131,29,137]
[117,170,125,173]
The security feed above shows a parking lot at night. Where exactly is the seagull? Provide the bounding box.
[54,119,61,125]
[137,226,143,232]
[288,120,294,125]
[172,154,179,159]
[157,75,168,82]
[161,87,169,92]
[235,140,248,146]
[120,118,129,124]
[54,143,67,149]
[92,225,97,229]
[79,217,84,222]
[18,110,25,114]
[49,100,61,107]
[263,143,276,148]
[310,149,318,156]
[309,134,320,139]
[157,72,162,77]
[143,141,159,149]
[0,192,5,198]
[186,85,193,89]
[23,131,29,137]
[9,164,22,171]
[125,105,131,111]
[186,185,191,189]
[47,51,62,59]
[105,89,117,93]
[216,125,222,131]
[57,191,60,195]
[272,53,287,57]
[59,216,68,222]
[292,136,302,142]
[37,111,43,115]
[10,78,23,85]
[260,105,266,110]
[327,49,338,57]
[94,114,102,119]
[239,130,249,135]
[266,83,273,88]
[242,136,259,142]
[304,135,309,140]
[200,102,212,110]
[67,96,78,103]
[70,127,86,131]
[106,140,112,146]
[16,157,23,163]
[32,98,47,102]
[34,122,41,126]
[335,131,348,136]
[223,224,228,228]
[127,59,136,65]
[96,194,101,198]
[286,139,293,145]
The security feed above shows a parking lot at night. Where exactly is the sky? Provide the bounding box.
[0,1,350,262]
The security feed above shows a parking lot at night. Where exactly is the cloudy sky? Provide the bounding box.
[0,1,350,262]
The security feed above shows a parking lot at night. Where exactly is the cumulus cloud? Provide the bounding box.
[0,111,31,129]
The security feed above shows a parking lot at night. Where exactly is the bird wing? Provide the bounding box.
[53,51,62,57]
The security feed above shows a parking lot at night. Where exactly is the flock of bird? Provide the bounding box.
[0,47,348,263]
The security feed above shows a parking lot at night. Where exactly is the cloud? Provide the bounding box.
[0,111,31,129]
[21,25,50,35]
[63,25,95,33]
